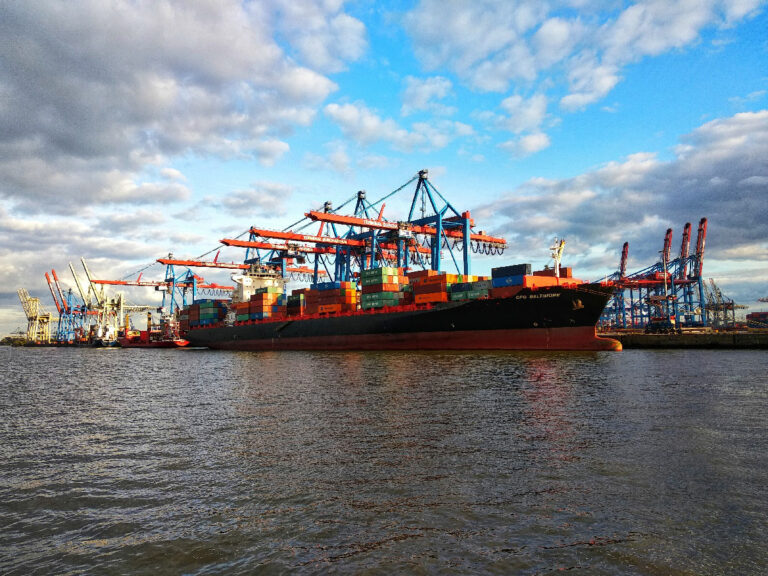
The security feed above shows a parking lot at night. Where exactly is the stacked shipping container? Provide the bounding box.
[304,281,358,315]
[360,267,411,310]
[408,270,456,304]
[250,287,287,321]
[489,263,581,298]
[287,291,307,317]
[183,300,228,329]
[449,277,492,301]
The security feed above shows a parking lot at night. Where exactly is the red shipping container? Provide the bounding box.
[489,286,523,299]
[362,283,401,294]
[412,282,450,295]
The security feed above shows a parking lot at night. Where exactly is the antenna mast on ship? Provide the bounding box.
[550,238,565,278]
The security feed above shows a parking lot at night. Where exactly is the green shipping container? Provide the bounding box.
[467,289,489,299]
[254,286,283,294]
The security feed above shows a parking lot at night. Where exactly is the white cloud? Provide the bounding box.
[324,102,473,151]
[304,142,352,174]
[214,182,294,217]
[479,110,768,269]
[560,55,621,111]
[499,132,551,157]
[0,0,351,213]
[499,93,548,133]
[533,16,584,67]
[271,0,367,73]
[403,0,763,110]
[401,76,455,116]
[325,102,412,148]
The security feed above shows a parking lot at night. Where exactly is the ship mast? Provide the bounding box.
[550,238,565,278]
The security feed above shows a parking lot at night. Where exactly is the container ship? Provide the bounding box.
[181,265,620,351]
[172,170,620,351]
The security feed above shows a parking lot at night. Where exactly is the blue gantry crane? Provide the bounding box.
[219,169,506,284]
[601,218,709,331]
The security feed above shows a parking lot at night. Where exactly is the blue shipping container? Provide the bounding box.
[491,274,524,288]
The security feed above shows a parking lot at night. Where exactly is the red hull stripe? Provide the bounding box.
[207,326,621,351]
[119,340,190,348]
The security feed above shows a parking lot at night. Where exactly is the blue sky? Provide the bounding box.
[1,0,767,334]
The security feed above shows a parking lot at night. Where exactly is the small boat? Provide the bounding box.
[118,313,189,349]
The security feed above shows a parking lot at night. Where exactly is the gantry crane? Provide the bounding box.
[601,218,710,330]
[219,170,506,286]
[45,269,88,343]
[17,288,53,344]
[704,278,748,329]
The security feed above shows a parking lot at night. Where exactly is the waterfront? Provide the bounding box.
[1,347,766,574]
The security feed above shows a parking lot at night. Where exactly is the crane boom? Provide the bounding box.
[248,227,432,254]
[695,217,708,275]
[45,273,62,314]
[80,258,104,307]
[69,262,91,308]
[157,256,326,277]
[91,278,234,290]
[250,227,368,247]
[305,211,506,245]
[619,242,629,278]
[51,269,70,314]
[157,258,249,270]
[221,238,337,255]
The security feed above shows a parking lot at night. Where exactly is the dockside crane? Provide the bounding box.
[17,288,53,344]
[92,267,233,311]
[45,270,80,343]
[79,257,127,344]
[601,218,710,330]
[221,170,506,286]
[704,278,747,329]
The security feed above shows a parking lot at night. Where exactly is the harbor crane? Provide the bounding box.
[601,218,710,330]
[704,278,747,329]
[17,288,53,344]
[221,170,506,285]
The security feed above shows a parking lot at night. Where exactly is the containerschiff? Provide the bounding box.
[175,170,620,351]
[181,266,620,351]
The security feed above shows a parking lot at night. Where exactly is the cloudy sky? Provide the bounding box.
[2,0,767,334]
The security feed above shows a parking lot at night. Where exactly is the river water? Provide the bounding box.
[1,347,766,575]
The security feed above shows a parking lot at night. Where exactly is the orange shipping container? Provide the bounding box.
[522,275,559,288]
[407,269,438,280]
[414,292,449,304]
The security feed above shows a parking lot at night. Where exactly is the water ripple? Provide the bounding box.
[1,348,766,574]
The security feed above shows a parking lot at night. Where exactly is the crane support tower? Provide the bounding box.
[17,288,53,344]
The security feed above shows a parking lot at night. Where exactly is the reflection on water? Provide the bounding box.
[1,348,766,574]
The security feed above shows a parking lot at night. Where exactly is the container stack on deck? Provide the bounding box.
[360,267,410,310]
[487,264,579,298]
[185,300,228,329]
[242,287,287,322]
[304,281,358,315]
[287,290,307,317]
[408,270,457,304]
[449,276,492,301]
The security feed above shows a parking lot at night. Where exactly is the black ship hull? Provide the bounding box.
[185,283,621,351]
